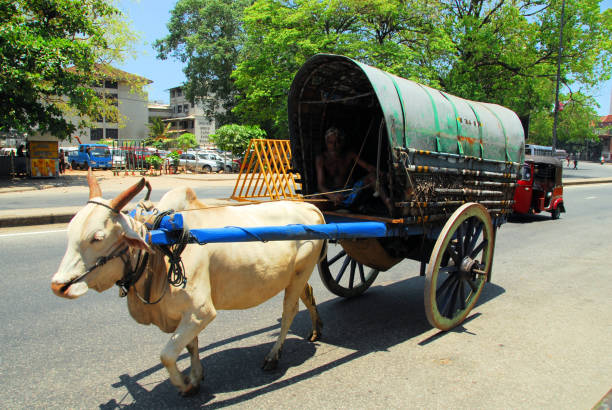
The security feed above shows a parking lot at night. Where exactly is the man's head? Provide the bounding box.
[325,127,345,154]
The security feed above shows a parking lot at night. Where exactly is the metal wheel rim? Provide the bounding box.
[318,242,380,298]
[424,203,494,330]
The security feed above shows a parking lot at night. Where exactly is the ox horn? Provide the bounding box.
[87,167,102,199]
[110,178,146,211]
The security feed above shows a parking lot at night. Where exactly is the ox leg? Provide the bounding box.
[262,274,308,370]
[186,337,203,386]
[161,309,216,396]
[300,283,323,342]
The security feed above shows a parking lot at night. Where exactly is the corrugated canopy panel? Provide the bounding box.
[288,54,524,164]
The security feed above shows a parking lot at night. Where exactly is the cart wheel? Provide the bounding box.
[318,242,379,298]
[424,203,494,330]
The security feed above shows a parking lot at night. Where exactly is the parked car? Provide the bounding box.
[179,152,223,173]
[201,151,236,173]
[70,144,112,170]
[110,148,126,167]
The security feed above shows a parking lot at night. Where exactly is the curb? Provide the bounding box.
[0,206,81,228]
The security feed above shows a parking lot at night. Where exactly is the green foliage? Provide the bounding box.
[154,0,250,125]
[159,0,611,142]
[437,0,612,118]
[0,0,140,139]
[529,93,600,145]
[167,150,180,165]
[232,0,451,137]
[145,154,163,169]
[175,133,198,151]
[209,124,266,157]
[147,117,172,139]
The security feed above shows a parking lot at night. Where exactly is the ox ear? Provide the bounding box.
[110,178,146,212]
[88,167,102,199]
[118,214,152,252]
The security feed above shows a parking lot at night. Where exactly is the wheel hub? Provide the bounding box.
[459,256,477,277]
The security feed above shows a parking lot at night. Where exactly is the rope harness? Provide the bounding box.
[78,201,188,305]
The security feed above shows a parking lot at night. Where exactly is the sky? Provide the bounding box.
[115,0,612,116]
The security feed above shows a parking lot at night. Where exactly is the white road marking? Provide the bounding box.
[585,196,597,199]
[0,229,67,238]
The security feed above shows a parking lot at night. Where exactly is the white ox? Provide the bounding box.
[51,171,325,395]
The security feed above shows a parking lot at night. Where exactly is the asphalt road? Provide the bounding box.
[0,183,611,408]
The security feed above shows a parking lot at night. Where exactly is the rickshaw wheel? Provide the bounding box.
[424,203,494,330]
[551,206,560,220]
[318,241,379,298]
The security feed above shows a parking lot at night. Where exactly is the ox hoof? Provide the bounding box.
[307,331,321,342]
[262,357,279,371]
[180,383,200,397]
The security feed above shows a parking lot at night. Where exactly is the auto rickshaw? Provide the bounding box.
[513,155,565,219]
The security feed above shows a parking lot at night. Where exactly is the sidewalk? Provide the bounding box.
[0,169,241,227]
[1,167,612,228]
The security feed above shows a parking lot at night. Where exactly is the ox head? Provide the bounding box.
[51,170,151,299]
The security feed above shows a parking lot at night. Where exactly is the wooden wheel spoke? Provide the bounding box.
[467,278,479,292]
[459,280,466,310]
[463,218,474,256]
[335,255,351,283]
[448,246,462,265]
[445,280,462,318]
[318,243,380,298]
[439,266,458,275]
[436,272,457,299]
[467,223,483,255]
[348,260,356,289]
[328,250,347,266]
[469,239,488,259]
[358,263,366,283]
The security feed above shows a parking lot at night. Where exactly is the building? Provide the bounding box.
[597,115,612,161]
[164,86,219,146]
[61,66,152,146]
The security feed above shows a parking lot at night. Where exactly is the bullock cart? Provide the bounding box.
[148,54,524,331]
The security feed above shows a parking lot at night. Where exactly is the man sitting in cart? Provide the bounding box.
[315,127,392,214]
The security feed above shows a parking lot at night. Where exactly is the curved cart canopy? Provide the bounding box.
[288,54,524,195]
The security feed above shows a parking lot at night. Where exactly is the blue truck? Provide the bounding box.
[69,144,113,170]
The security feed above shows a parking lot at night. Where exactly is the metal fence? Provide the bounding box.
[111,140,149,175]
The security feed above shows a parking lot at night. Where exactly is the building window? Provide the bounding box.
[107,93,118,107]
[177,88,182,96]
[191,102,194,108]
[90,128,104,140]
[189,120,194,128]
[104,80,118,89]
[171,90,175,98]
[183,104,189,113]
[105,128,118,139]
[177,105,182,113]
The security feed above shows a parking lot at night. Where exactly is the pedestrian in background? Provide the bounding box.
[59,149,65,174]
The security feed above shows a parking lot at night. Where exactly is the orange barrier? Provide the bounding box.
[231,139,302,202]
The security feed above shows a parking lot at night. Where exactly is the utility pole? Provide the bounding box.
[552,0,566,153]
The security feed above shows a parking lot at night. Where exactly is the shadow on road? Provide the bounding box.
[99,276,505,408]
[508,213,553,224]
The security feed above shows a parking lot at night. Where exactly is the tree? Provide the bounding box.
[529,93,599,146]
[175,132,198,151]
[232,0,451,138]
[0,0,141,139]
[437,0,612,118]
[154,0,251,125]
[209,124,266,157]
